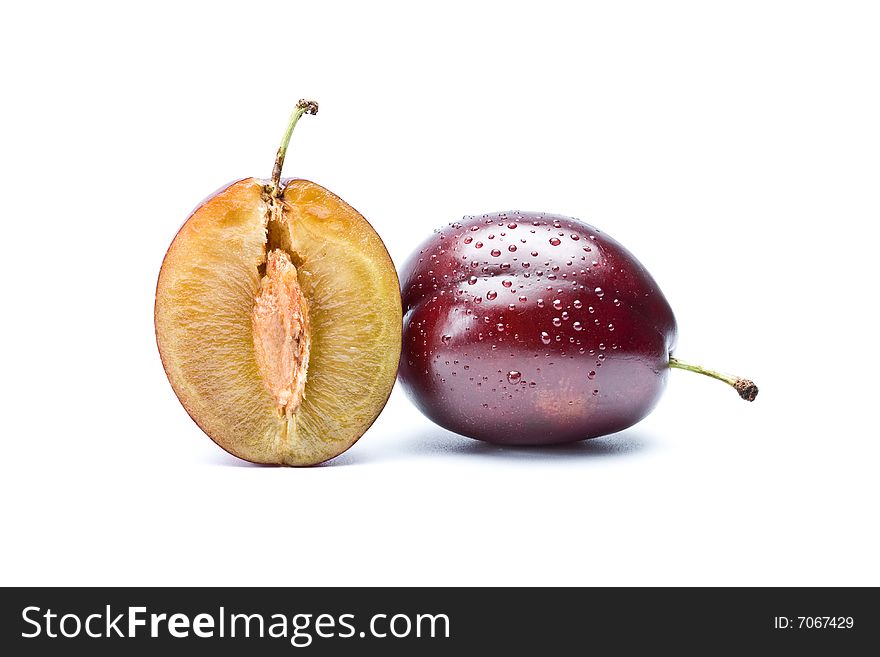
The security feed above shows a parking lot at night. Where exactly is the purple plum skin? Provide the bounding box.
[398,211,678,445]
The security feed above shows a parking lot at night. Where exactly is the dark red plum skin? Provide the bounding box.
[399,211,678,445]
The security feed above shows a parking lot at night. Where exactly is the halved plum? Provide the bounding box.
[155,102,401,465]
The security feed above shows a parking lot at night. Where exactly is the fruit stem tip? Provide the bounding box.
[297,99,319,115]
[734,379,759,402]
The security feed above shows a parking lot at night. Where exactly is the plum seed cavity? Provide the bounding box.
[252,249,311,422]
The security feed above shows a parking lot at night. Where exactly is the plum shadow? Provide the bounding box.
[379,426,652,461]
[203,448,367,468]
[203,450,269,468]
[203,427,651,468]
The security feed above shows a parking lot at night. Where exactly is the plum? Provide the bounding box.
[399,211,756,445]
[155,101,402,465]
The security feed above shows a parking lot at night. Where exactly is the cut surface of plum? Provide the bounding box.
[156,177,401,465]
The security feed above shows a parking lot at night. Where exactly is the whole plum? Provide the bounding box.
[399,211,756,445]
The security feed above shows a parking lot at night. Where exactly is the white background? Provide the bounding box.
[2,1,878,586]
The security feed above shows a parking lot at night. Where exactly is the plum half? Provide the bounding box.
[399,211,756,445]
[155,101,401,465]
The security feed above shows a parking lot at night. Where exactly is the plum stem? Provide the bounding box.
[271,99,319,195]
[668,356,758,402]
